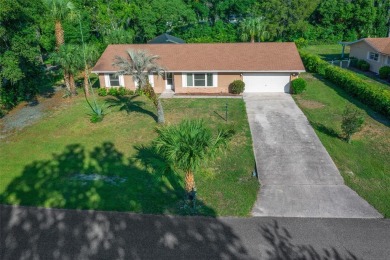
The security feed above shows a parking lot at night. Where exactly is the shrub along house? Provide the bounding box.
[92,43,305,94]
[348,38,390,74]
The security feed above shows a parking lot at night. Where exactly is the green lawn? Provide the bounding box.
[301,44,349,60]
[294,73,390,217]
[0,95,258,216]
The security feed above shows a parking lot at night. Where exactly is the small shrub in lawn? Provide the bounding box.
[90,113,104,123]
[97,88,107,96]
[291,78,307,94]
[341,106,365,143]
[229,80,245,94]
[379,66,390,80]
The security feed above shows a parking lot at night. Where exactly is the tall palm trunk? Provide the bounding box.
[55,20,65,50]
[64,69,71,92]
[250,35,255,43]
[185,170,195,193]
[83,65,90,96]
[157,99,165,124]
[69,73,76,96]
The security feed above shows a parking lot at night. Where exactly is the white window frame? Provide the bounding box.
[182,73,218,87]
[368,52,379,62]
[148,74,154,87]
[104,73,124,87]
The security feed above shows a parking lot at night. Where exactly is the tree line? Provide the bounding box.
[1,0,389,112]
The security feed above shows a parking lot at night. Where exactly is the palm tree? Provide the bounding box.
[113,49,166,123]
[54,44,81,96]
[239,17,269,43]
[82,44,99,96]
[153,120,233,197]
[44,0,74,50]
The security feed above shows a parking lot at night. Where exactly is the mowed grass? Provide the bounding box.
[294,73,390,217]
[0,95,258,216]
[302,44,350,60]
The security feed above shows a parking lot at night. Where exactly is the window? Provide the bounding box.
[368,52,379,61]
[387,56,390,65]
[186,73,213,87]
[109,74,120,86]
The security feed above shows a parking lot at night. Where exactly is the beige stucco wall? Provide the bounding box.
[123,75,136,90]
[152,75,166,93]
[174,73,241,94]
[350,41,389,73]
[98,74,106,88]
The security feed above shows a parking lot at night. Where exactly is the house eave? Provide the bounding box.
[92,70,306,74]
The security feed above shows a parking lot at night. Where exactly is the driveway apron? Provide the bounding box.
[244,93,381,218]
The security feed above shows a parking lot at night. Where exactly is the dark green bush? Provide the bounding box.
[291,78,307,94]
[357,60,370,71]
[108,88,118,96]
[379,66,390,80]
[349,57,358,68]
[117,87,127,96]
[229,80,245,94]
[126,90,135,95]
[97,88,107,96]
[299,52,330,75]
[325,65,390,118]
[294,38,308,49]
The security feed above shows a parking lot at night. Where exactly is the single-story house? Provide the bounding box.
[92,43,305,94]
[348,38,390,74]
[148,33,185,44]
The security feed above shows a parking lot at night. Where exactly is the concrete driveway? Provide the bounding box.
[244,93,381,218]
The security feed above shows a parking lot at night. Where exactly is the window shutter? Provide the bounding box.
[104,74,110,87]
[148,74,154,87]
[213,73,218,87]
[182,73,187,87]
[119,75,125,86]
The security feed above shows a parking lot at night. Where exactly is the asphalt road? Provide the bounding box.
[244,93,381,218]
[1,205,389,260]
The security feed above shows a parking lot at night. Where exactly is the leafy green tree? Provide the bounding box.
[0,0,45,109]
[341,106,365,143]
[113,49,165,123]
[43,0,75,50]
[154,119,232,196]
[239,17,269,42]
[81,44,99,96]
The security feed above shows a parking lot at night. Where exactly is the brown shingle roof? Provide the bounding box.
[92,43,305,72]
[363,38,390,55]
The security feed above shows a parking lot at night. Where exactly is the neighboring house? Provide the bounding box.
[348,38,390,74]
[92,43,305,94]
[148,33,185,44]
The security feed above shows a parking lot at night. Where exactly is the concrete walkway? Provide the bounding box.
[244,93,381,218]
[1,205,390,260]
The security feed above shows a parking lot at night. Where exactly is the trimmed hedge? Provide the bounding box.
[291,78,307,94]
[324,66,390,118]
[299,52,329,75]
[300,52,390,119]
[379,66,390,80]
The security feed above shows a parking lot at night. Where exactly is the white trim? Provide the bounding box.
[213,73,218,87]
[94,70,306,74]
[367,51,379,62]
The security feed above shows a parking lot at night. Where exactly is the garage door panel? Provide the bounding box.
[243,73,291,93]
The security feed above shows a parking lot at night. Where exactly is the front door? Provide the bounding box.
[166,73,174,90]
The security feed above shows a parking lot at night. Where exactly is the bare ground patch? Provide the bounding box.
[298,99,325,109]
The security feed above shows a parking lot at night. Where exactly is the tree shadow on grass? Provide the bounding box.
[313,74,390,127]
[308,119,341,139]
[0,142,212,215]
[260,220,359,260]
[105,95,158,122]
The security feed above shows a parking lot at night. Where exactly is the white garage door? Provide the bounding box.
[243,73,291,93]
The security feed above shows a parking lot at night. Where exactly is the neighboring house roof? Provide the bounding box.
[346,38,390,55]
[92,43,305,73]
[148,33,185,44]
